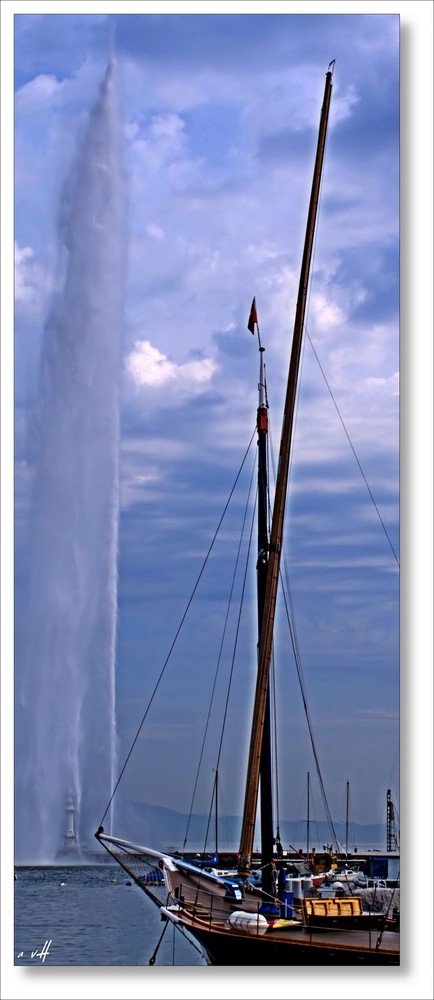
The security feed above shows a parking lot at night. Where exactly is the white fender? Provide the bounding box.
[228,911,268,936]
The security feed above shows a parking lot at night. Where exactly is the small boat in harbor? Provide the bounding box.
[95,62,399,966]
[324,865,367,884]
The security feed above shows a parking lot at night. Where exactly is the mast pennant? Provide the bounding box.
[247,297,258,334]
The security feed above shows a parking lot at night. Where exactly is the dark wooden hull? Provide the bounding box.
[179,919,400,966]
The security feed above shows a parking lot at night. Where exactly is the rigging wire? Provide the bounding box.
[148,920,169,965]
[182,449,258,851]
[151,917,205,962]
[98,428,257,827]
[305,86,398,569]
[280,565,341,850]
[305,328,399,567]
[267,417,338,845]
[261,107,398,850]
[203,486,258,849]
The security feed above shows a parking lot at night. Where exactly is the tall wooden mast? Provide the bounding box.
[238,63,334,877]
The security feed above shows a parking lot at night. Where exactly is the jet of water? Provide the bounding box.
[15,59,124,862]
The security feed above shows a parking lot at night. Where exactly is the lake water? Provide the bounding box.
[14,864,207,967]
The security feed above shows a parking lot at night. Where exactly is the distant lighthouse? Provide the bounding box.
[56,795,81,861]
[64,796,78,849]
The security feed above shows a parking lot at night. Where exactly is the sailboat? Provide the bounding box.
[95,63,400,966]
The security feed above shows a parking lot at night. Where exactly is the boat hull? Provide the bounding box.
[181,920,400,966]
[96,835,399,966]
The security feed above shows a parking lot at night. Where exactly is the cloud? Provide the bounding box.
[128,111,187,175]
[310,292,346,332]
[14,241,51,316]
[125,338,217,393]
[14,72,66,112]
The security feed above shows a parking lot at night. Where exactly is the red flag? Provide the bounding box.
[247,297,257,334]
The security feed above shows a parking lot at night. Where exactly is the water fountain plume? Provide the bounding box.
[15,60,124,862]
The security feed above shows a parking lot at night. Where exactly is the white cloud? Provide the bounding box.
[14,58,109,120]
[15,73,66,113]
[125,338,217,392]
[310,292,346,331]
[330,83,359,125]
[14,241,51,315]
[363,372,399,395]
[129,112,187,174]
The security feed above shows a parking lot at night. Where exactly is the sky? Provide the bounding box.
[11,6,403,837]
[2,2,434,997]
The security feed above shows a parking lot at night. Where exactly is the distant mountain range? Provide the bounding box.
[114,799,389,853]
